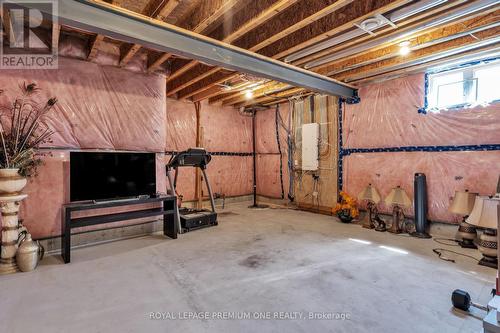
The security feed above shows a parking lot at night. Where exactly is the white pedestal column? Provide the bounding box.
[0,168,28,275]
[0,195,27,275]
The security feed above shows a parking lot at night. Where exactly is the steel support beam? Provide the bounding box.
[25,0,357,98]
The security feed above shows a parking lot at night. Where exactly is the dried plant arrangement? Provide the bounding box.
[0,83,57,177]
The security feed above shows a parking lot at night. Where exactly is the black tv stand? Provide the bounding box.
[61,195,177,263]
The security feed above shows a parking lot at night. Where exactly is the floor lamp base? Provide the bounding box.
[478,257,498,269]
[410,231,432,239]
[458,239,477,249]
[248,204,269,209]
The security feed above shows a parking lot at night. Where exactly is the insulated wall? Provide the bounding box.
[255,103,291,199]
[166,99,253,201]
[343,73,500,223]
[0,58,167,239]
[0,57,253,239]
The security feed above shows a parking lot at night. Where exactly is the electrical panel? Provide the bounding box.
[301,123,319,171]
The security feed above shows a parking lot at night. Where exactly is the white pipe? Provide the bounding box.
[284,0,449,63]
[326,21,500,76]
[303,0,499,69]
[343,36,500,82]
[388,0,448,22]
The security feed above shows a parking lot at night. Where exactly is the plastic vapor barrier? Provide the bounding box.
[0,54,254,238]
[344,73,500,223]
[166,99,253,201]
[255,103,290,199]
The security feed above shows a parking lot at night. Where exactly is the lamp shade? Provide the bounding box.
[449,190,477,215]
[358,184,381,204]
[385,186,412,207]
[466,196,500,229]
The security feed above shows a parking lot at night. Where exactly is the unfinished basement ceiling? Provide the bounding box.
[46,0,500,106]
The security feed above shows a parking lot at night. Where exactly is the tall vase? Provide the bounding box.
[0,168,27,275]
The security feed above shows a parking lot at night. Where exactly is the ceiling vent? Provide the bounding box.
[354,14,396,36]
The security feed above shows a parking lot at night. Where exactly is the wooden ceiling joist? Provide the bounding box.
[178,72,240,100]
[310,3,500,72]
[1,5,12,38]
[320,11,500,76]
[148,52,173,72]
[88,34,105,60]
[35,1,356,98]
[268,0,412,60]
[52,23,61,50]
[261,91,315,106]
[208,81,257,104]
[167,0,241,78]
[236,87,305,108]
[335,27,500,82]
[248,0,354,52]
[292,0,471,67]
[143,0,180,21]
[167,66,221,96]
[167,60,199,82]
[119,0,181,67]
[167,0,294,93]
[219,0,300,44]
[192,86,233,102]
[222,82,288,106]
[181,0,240,33]
[177,0,357,101]
[119,43,142,66]
[192,0,410,102]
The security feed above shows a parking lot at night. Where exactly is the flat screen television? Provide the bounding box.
[70,152,156,202]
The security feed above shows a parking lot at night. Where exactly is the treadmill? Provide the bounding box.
[166,148,218,232]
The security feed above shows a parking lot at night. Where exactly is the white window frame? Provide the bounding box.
[425,59,500,112]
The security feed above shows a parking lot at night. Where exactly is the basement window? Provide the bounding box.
[426,60,500,111]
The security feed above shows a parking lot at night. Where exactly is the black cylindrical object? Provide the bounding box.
[452,289,471,311]
[411,173,431,238]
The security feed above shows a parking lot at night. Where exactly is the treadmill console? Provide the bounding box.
[167,148,212,169]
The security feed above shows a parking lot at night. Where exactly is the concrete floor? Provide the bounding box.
[1,203,495,333]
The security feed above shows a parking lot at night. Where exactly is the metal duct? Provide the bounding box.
[303,0,498,69]
[327,21,500,76]
[350,48,500,84]
[388,0,448,22]
[343,36,500,82]
[284,0,449,63]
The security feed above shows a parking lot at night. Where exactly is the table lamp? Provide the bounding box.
[466,196,499,269]
[385,186,412,234]
[449,190,478,248]
[358,184,381,229]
